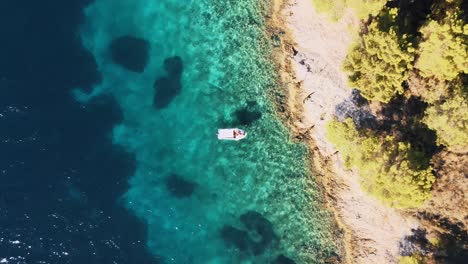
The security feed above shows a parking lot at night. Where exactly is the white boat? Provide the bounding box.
[217,128,247,141]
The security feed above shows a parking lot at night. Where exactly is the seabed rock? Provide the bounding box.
[240,210,276,255]
[220,210,278,256]
[272,254,296,264]
[232,101,263,126]
[153,56,184,109]
[165,174,196,198]
[220,225,250,252]
[110,36,149,72]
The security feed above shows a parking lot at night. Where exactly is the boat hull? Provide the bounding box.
[217,128,246,141]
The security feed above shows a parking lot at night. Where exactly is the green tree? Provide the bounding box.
[423,89,468,152]
[415,9,468,81]
[311,0,386,21]
[343,13,415,103]
[409,6,468,152]
[407,71,450,104]
[398,254,423,264]
[326,118,435,208]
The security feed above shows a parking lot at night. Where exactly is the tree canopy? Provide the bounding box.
[398,254,423,264]
[326,118,435,208]
[409,7,468,152]
[415,8,468,81]
[423,87,468,152]
[311,0,386,21]
[343,13,415,103]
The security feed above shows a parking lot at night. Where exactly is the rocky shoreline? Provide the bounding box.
[267,0,420,263]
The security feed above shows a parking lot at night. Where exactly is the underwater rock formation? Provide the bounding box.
[164,174,196,198]
[235,108,262,126]
[220,225,250,251]
[153,77,181,108]
[240,210,276,255]
[163,56,183,76]
[232,100,262,126]
[153,56,184,109]
[110,36,149,72]
[272,254,296,264]
[220,210,277,256]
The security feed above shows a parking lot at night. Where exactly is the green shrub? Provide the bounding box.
[311,0,386,21]
[409,7,468,152]
[415,9,468,81]
[423,89,468,152]
[343,12,415,103]
[398,254,423,264]
[326,118,435,208]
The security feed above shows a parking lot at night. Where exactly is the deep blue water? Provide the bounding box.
[0,0,344,263]
[0,1,155,263]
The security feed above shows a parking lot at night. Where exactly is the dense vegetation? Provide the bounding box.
[414,7,468,152]
[320,0,467,206]
[313,0,468,261]
[423,87,468,152]
[326,118,434,208]
[311,0,386,20]
[398,254,423,264]
[342,8,415,103]
[415,8,467,81]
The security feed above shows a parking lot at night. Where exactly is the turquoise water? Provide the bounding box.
[74,0,343,263]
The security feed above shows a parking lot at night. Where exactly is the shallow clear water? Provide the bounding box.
[75,0,342,262]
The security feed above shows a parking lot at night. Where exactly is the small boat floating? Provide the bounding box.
[217,128,247,141]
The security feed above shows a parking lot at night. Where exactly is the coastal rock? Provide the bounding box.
[153,56,184,109]
[293,51,328,74]
[271,34,281,47]
[399,228,430,257]
[350,89,368,107]
[335,96,376,130]
[110,36,149,72]
[164,174,196,198]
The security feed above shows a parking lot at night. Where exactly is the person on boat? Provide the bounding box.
[233,129,244,138]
